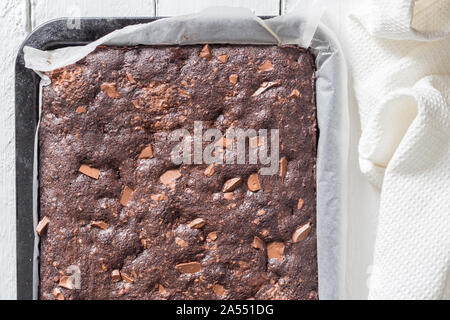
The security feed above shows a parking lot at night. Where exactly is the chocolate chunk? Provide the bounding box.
[126,72,136,84]
[252,236,264,250]
[229,74,239,84]
[36,216,50,236]
[187,218,206,229]
[59,276,76,290]
[213,284,225,296]
[258,60,274,72]
[75,106,86,114]
[297,198,304,210]
[218,54,228,63]
[138,145,154,159]
[279,157,288,183]
[120,272,135,284]
[207,232,218,242]
[100,82,121,99]
[292,223,311,243]
[289,89,300,98]
[111,270,121,282]
[175,262,201,274]
[200,44,212,60]
[204,164,215,177]
[52,287,65,300]
[120,186,134,206]
[91,221,108,230]
[78,164,100,179]
[247,173,261,192]
[267,242,285,260]
[160,169,181,188]
[222,177,242,193]
[151,193,168,202]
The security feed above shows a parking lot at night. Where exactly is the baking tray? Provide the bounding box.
[16,16,347,300]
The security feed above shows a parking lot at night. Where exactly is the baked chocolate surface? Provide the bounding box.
[39,44,317,300]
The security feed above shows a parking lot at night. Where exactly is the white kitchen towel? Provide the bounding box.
[346,0,450,299]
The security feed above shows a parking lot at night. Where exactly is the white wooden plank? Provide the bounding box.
[0,0,29,300]
[31,0,156,29]
[157,0,280,16]
[280,0,293,14]
[282,0,351,35]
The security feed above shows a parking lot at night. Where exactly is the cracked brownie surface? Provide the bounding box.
[39,44,317,300]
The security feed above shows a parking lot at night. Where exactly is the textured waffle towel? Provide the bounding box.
[347,0,450,299]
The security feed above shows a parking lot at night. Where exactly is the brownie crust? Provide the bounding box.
[39,44,317,300]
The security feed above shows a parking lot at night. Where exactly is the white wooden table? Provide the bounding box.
[0,0,377,300]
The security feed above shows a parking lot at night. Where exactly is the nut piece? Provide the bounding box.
[120,272,134,284]
[79,164,100,179]
[267,242,285,260]
[279,157,288,183]
[175,262,202,274]
[100,82,121,99]
[36,216,50,235]
[111,270,122,282]
[200,44,212,60]
[297,198,304,210]
[252,81,280,97]
[75,106,86,114]
[204,164,215,177]
[229,74,239,84]
[247,173,261,192]
[91,221,108,230]
[252,236,264,250]
[213,284,225,296]
[160,169,182,187]
[120,186,134,206]
[292,223,311,243]
[218,54,228,63]
[187,218,206,229]
[52,287,65,300]
[59,276,76,290]
[222,177,242,193]
[259,60,274,72]
[138,145,153,159]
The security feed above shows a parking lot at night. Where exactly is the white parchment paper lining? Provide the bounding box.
[24,2,348,300]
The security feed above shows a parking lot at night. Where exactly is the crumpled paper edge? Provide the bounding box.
[24,3,325,72]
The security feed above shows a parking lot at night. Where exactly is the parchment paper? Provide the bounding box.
[24,1,348,300]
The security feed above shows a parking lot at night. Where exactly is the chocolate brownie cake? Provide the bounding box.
[38,44,317,300]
